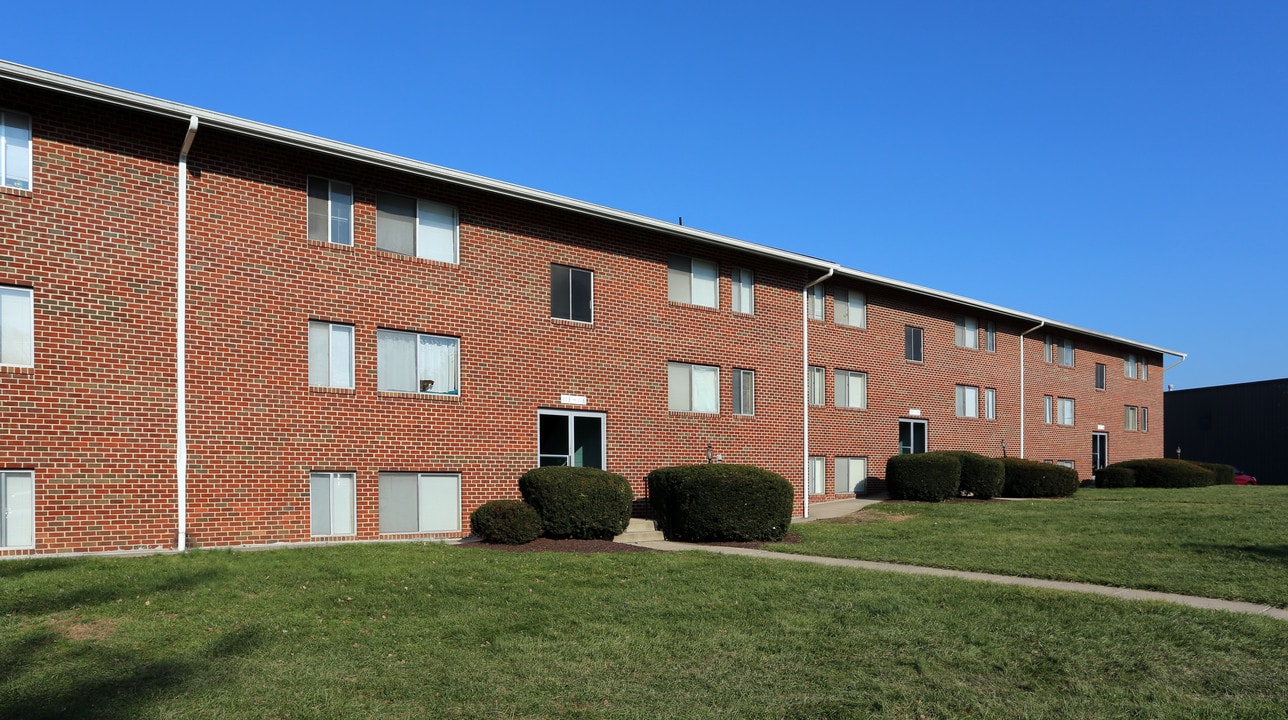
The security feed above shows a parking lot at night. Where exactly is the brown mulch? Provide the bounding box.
[461,532,803,554]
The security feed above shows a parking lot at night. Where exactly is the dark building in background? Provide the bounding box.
[1165,378,1288,485]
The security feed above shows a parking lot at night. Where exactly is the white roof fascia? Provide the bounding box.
[0,60,1182,358]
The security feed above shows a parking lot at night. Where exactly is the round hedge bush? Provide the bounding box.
[1189,461,1235,485]
[647,464,793,542]
[518,466,633,540]
[940,451,1005,499]
[469,499,543,544]
[1113,459,1214,488]
[886,453,961,502]
[1000,458,1079,498]
[1093,465,1136,489]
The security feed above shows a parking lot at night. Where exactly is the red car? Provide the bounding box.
[1234,470,1258,485]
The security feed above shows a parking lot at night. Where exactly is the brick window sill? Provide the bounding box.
[0,186,33,199]
[375,250,459,268]
[309,386,355,395]
[0,365,35,376]
[377,391,460,402]
[308,239,354,252]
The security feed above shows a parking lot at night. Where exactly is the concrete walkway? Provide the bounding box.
[633,498,1288,622]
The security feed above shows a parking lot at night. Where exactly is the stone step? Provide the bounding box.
[614,518,665,544]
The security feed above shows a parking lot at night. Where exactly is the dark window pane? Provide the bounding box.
[539,413,569,459]
[570,268,593,322]
[376,192,416,255]
[551,264,571,320]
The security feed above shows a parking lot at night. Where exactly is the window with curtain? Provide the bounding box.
[808,366,825,406]
[1057,397,1075,426]
[0,470,34,547]
[1059,338,1075,367]
[308,321,354,389]
[985,321,996,352]
[955,385,979,418]
[955,316,978,349]
[1125,405,1138,430]
[808,284,825,320]
[985,388,997,420]
[732,368,755,415]
[731,267,754,314]
[0,286,34,367]
[808,456,825,495]
[378,472,461,534]
[834,288,866,328]
[667,255,718,308]
[307,177,353,245]
[1125,353,1138,379]
[834,369,867,409]
[310,472,355,536]
[377,329,460,394]
[668,362,719,413]
[835,457,868,494]
[1044,395,1053,424]
[376,192,458,263]
[1,110,32,191]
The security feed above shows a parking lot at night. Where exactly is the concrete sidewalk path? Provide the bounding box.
[635,499,1288,621]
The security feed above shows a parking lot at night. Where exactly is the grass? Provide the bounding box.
[2,542,1286,719]
[776,486,1288,607]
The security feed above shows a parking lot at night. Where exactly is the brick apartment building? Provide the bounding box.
[0,62,1181,556]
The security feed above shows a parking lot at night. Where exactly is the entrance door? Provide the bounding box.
[538,410,606,469]
[1092,432,1108,470]
[899,419,927,454]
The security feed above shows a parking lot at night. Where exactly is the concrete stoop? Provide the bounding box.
[614,518,665,544]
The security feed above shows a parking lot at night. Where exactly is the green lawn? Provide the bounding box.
[2,543,1285,719]
[776,486,1288,607]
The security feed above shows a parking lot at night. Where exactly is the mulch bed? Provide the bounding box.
[461,532,801,554]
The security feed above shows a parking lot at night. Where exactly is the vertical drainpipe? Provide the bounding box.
[177,115,199,551]
[1018,320,1045,460]
[802,267,834,519]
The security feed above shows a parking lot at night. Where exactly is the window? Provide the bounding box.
[307,177,353,246]
[0,470,34,548]
[377,330,460,395]
[1,111,32,191]
[834,288,866,328]
[808,456,825,495]
[668,362,719,413]
[1055,460,1075,470]
[1057,397,1075,426]
[1092,433,1108,470]
[551,264,593,323]
[1141,407,1149,432]
[955,385,979,418]
[985,388,996,420]
[0,286,34,367]
[376,192,458,263]
[899,419,927,454]
[310,472,355,536]
[732,369,755,416]
[835,457,868,495]
[834,370,867,409]
[731,268,754,314]
[905,326,923,362]
[1095,363,1106,391]
[808,366,825,406]
[1043,395,1053,424]
[538,410,606,468]
[985,321,996,352]
[1140,360,1148,381]
[807,284,825,320]
[308,321,354,389]
[1044,335,1053,363]
[1125,353,1138,379]
[955,316,978,349]
[1059,339,1075,367]
[379,472,460,534]
[667,255,718,308]
[1125,405,1139,431]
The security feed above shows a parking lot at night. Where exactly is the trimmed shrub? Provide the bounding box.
[1093,465,1136,489]
[1113,458,1214,488]
[518,466,633,540]
[1001,458,1079,498]
[940,451,1005,499]
[647,464,793,542]
[1190,461,1236,485]
[470,500,542,545]
[886,453,961,502]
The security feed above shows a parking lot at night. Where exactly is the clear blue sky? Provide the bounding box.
[5,1,1285,390]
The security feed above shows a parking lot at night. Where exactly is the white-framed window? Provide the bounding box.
[551,264,593,323]
[1044,335,1054,363]
[310,471,355,536]
[808,366,825,406]
[834,369,867,409]
[0,285,34,367]
[835,457,868,495]
[1095,363,1106,391]
[1141,407,1149,432]
[1125,353,1138,379]
[1055,460,1075,470]
[376,192,459,264]
[667,255,718,308]
[1125,405,1139,431]
[307,177,353,246]
[732,267,754,314]
[377,329,460,395]
[378,472,461,534]
[985,321,996,352]
[732,368,755,416]
[1,110,32,191]
[308,321,354,389]
[668,361,719,413]
[538,410,606,468]
[1140,360,1148,381]
[905,326,923,362]
[807,284,825,320]
[1043,395,1053,424]
[834,288,866,328]
[1059,339,1075,367]
[955,316,978,349]
[955,385,979,418]
[0,470,34,548]
[1057,397,1075,426]
[808,456,826,495]
[985,388,996,420]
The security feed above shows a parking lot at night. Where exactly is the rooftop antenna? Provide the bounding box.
[678,216,683,226]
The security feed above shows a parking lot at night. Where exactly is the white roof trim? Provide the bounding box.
[0,60,1182,358]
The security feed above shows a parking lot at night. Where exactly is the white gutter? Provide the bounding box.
[176,115,198,551]
[802,266,835,518]
[1163,353,1188,374]
[1018,320,1045,459]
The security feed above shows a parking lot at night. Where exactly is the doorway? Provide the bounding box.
[1092,432,1108,470]
[899,419,927,454]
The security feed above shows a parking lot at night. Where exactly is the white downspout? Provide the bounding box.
[177,115,198,551]
[1163,353,1188,374]
[1018,320,1045,460]
[802,266,834,518]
